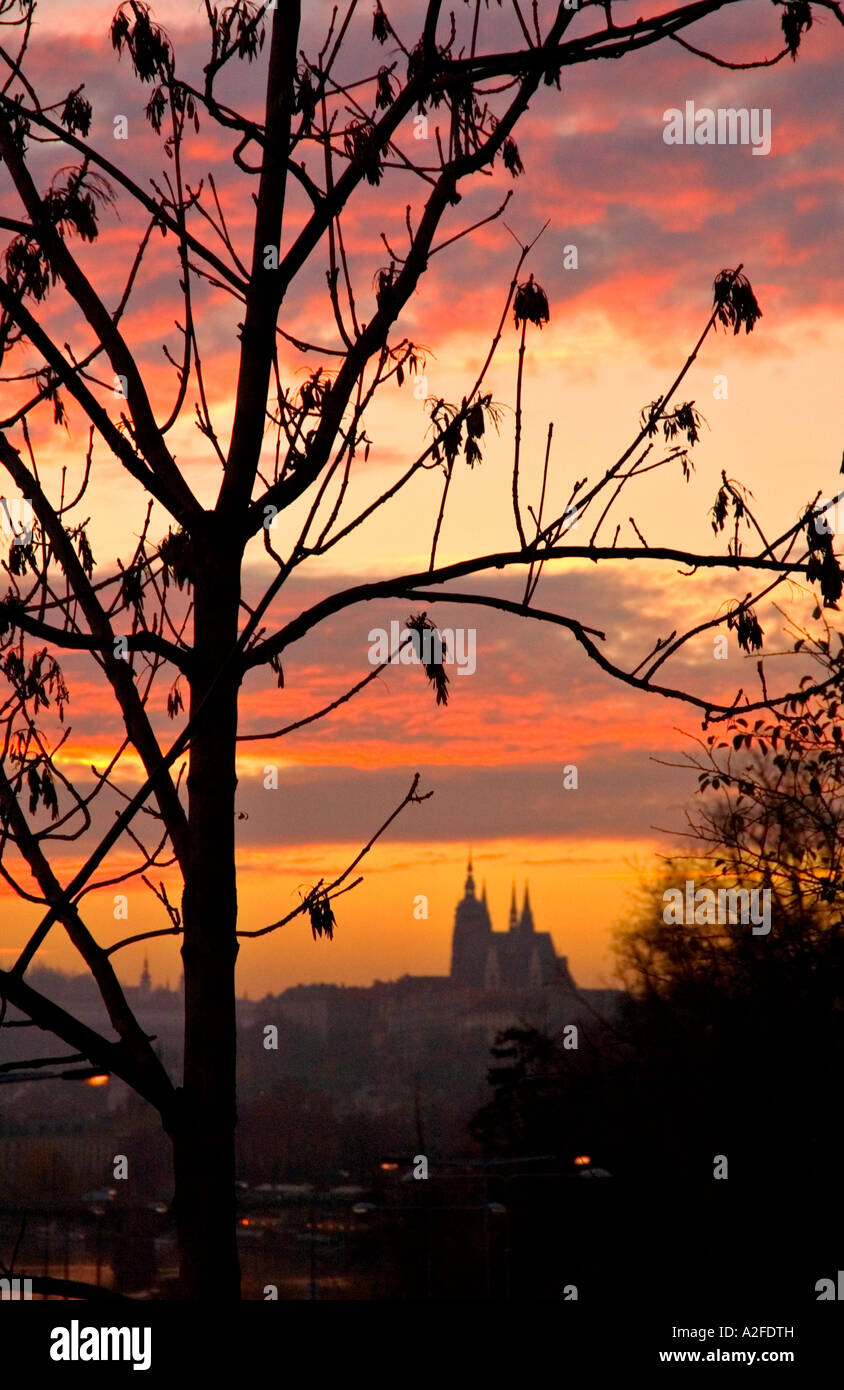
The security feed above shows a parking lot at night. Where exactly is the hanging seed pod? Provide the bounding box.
[406,611,450,706]
[502,137,524,177]
[727,605,764,653]
[514,274,550,330]
[61,88,93,137]
[308,891,337,941]
[344,119,385,186]
[466,400,485,439]
[779,0,812,58]
[158,529,195,590]
[713,269,763,335]
[376,67,394,111]
[372,3,389,44]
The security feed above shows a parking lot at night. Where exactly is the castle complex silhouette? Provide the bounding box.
[450,857,576,990]
[265,857,621,1051]
[10,860,619,1075]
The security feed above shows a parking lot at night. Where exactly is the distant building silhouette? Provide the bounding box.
[258,858,623,1066]
[11,861,621,1109]
[450,857,575,990]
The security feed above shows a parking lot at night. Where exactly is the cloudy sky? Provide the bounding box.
[1,0,842,996]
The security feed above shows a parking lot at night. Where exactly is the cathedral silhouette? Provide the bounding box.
[259,853,618,1054]
[450,857,576,990]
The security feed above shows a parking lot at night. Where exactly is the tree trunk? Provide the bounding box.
[172,533,242,1299]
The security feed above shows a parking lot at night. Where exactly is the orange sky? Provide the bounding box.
[1,1,843,998]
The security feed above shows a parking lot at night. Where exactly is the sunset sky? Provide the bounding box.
[1,0,842,998]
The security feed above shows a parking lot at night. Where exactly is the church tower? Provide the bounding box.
[450,855,492,985]
[508,881,518,931]
[519,884,535,934]
[140,956,151,994]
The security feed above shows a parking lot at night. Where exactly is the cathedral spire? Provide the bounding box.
[140,956,151,992]
[464,852,476,898]
[508,880,519,931]
[520,884,535,933]
[451,855,491,982]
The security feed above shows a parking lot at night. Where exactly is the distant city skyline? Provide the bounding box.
[98,844,653,997]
